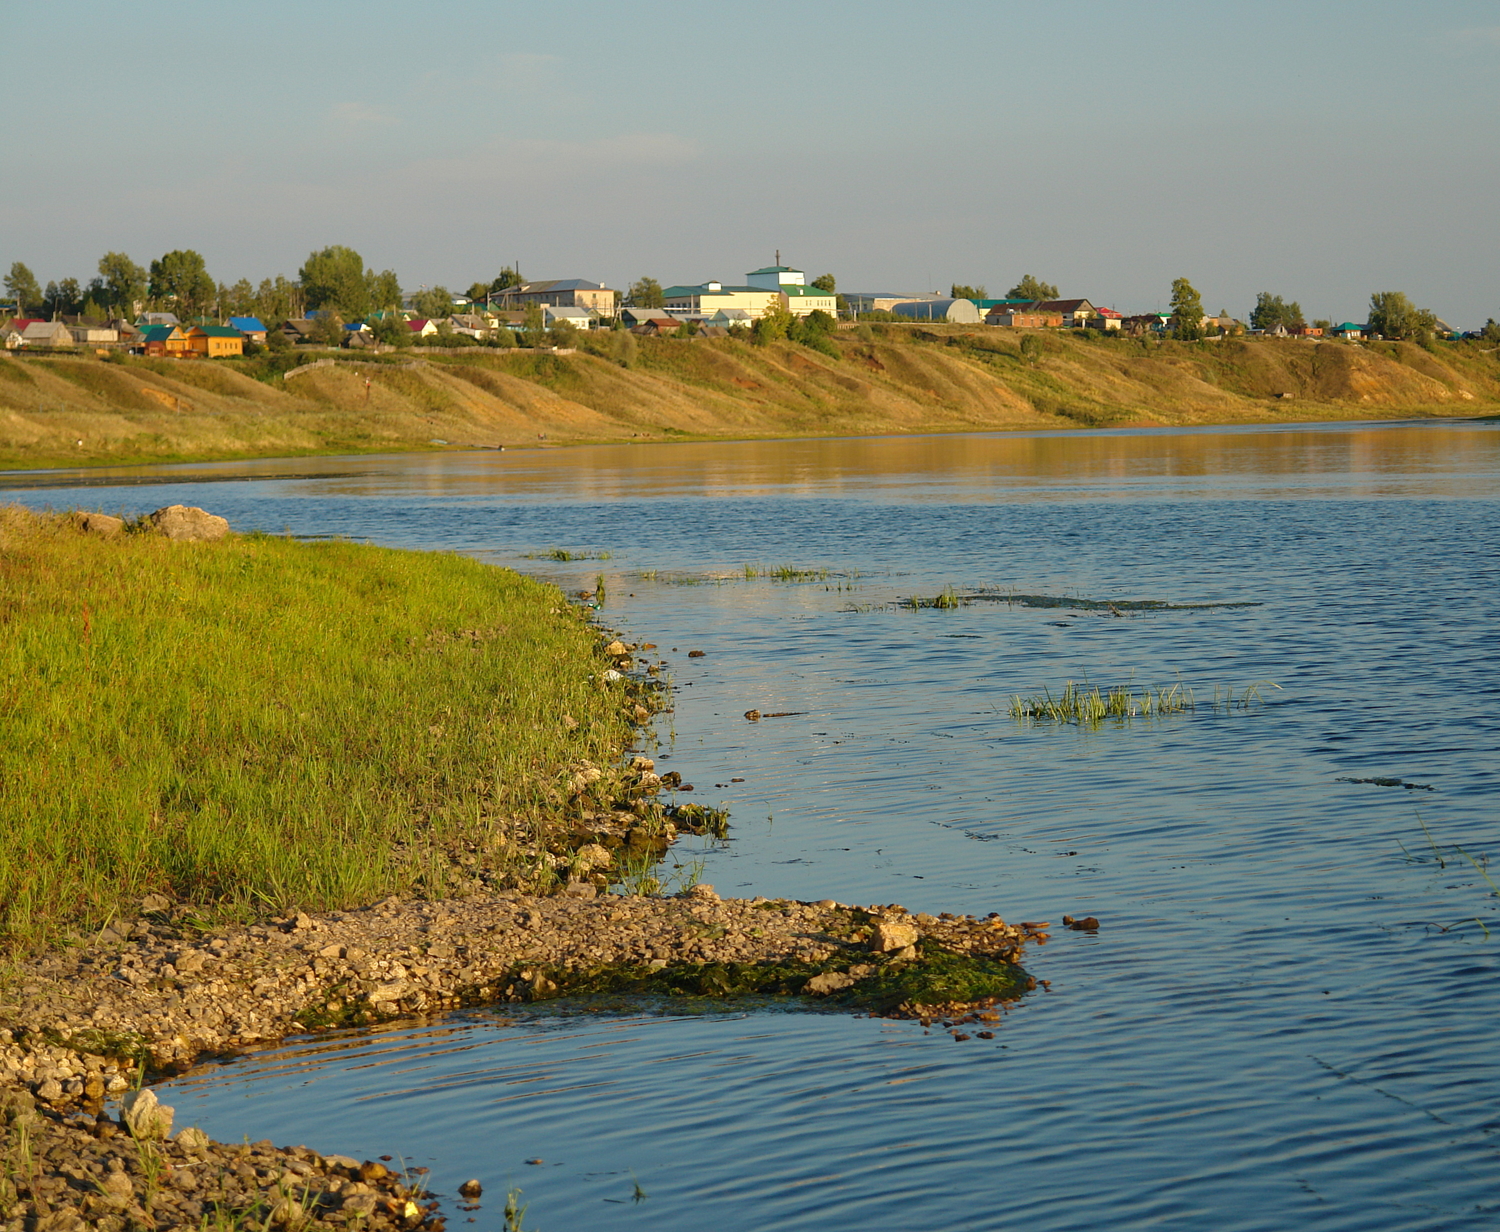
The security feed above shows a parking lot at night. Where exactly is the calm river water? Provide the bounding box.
[7,420,1499,1230]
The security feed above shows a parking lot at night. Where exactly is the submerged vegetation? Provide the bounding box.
[523,548,612,561]
[0,506,649,957]
[1009,679,1278,725]
[1399,813,1498,938]
[899,589,1262,613]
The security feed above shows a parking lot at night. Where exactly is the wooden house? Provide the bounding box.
[140,324,191,357]
[186,325,245,358]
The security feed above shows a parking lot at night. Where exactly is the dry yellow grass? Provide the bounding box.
[1,330,1496,470]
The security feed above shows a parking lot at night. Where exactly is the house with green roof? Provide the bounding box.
[660,280,783,319]
[186,324,244,358]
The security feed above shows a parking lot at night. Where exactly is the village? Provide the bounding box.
[1,256,1402,359]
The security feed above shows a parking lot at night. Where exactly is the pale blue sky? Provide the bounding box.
[7,1,1499,325]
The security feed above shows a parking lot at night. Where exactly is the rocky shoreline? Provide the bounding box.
[0,553,1043,1230]
[1,886,1044,1231]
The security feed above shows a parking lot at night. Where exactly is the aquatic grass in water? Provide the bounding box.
[1010,680,1278,725]
[903,586,966,610]
[523,548,612,561]
[0,506,638,957]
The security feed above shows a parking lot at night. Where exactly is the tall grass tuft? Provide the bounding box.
[0,506,635,957]
[1009,679,1277,725]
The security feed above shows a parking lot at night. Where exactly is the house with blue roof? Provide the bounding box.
[228,316,267,344]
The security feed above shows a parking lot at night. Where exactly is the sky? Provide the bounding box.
[6,1,1499,327]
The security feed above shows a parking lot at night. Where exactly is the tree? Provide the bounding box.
[254,276,299,324]
[222,278,256,317]
[752,300,792,346]
[950,284,987,301]
[811,273,836,293]
[1169,277,1204,340]
[411,286,454,321]
[1249,292,1304,332]
[1007,275,1058,301]
[96,252,147,314]
[5,262,42,316]
[367,269,402,313]
[43,278,81,318]
[1481,318,1500,343]
[520,304,545,347]
[299,245,371,318]
[547,318,579,348]
[1366,291,1439,341]
[627,277,663,308]
[368,313,412,348]
[489,267,522,294]
[149,250,215,319]
[310,313,344,346]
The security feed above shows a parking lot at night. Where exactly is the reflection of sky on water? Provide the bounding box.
[20,418,1500,1230]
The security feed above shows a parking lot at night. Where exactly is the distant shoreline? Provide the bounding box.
[1,329,1495,472]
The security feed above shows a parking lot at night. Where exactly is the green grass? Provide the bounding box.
[523,548,612,561]
[0,506,636,958]
[1009,678,1278,725]
[1010,681,1194,723]
[903,586,966,610]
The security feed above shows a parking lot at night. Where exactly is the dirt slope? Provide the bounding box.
[1,329,1495,469]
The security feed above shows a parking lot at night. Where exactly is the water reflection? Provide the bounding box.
[4,418,1497,505]
[21,419,1500,1230]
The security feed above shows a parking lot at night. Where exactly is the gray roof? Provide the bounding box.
[515,279,606,293]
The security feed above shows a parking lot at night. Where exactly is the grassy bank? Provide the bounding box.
[0,506,638,958]
[2,329,1497,470]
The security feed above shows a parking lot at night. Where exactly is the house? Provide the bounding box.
[1121,313,1172,336]
[21,321,76,348]
[971,298,1032,315]
[985,310,1060,329]
[70,324,120,345]
[778,285,838,318]
[1287,324,1323,338]
[1332,322,1364,340]
[228,316,267,344]
[542,305,594,330]
[891,299,982,324]
[185,325,245,358]
[1030,298,1097,327]
[493,279,618,317]
[620,307,678,328]
[139,324,191,357]
[1094,307,1123,331]
[138,312,180,327]
[406,318,438,338]
[449,313,492,339]
[280,319,321,344]
[660,280,782,319]
[707,308,755,329]
[631,317,683,337]
[4,319,41,348]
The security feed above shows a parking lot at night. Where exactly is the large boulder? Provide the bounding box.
[72,512,125,537]
[147,505,229,541]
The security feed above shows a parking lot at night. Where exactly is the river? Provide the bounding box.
[6,419,1498,1230]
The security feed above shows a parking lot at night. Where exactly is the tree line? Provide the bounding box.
[1,246,534,327]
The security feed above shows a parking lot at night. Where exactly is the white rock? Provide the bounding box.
[122,1088,175,1140]
[871,918,920,953]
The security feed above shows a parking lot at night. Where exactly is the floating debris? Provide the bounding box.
[1337,776,1435,791]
